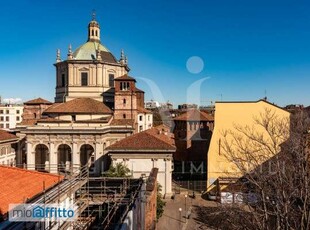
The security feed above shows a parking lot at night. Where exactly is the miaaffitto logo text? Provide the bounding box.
[9,203,77,222]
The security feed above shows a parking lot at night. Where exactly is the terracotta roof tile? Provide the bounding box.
[19,119,37,126]
[100,51,118,63]
[174,109,214,121]
[110,119,135,126]
[114,74,136,81]
[75,116,112,123]
[0,130,18,142]
[137,107,152,114]
[24,98,52,105]
[146,126,175,146]
[44,98,112,114]
[135,87,145,93]
[37,117,71,123]
[0,166,63,214]
[106,127,176,151]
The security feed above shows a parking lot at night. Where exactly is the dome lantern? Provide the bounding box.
[88,11,100,43]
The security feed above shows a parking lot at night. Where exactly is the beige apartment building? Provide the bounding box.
[207,100,290,190]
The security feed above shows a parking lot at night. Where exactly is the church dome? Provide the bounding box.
[73,41,110,60]
[70,16,118,63]
[72,41,118,63]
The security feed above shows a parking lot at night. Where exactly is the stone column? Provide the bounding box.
[26,142,35,170]
[73,66,78,85]
[152,158,158,168]
[103,66,107,86]
[16,141,22,165]
[97,64,102,86]
[164,158,172,195]
[95,141,104,175]
[49,142,58,174]
[72,142,80,172]
[68,64,73,86]
[88,66,94,85]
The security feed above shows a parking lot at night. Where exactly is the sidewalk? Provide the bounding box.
[157,194,190,230]
[157,193,217,230]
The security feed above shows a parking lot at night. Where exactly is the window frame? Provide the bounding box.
[61,73,66,87]
[108,74,114,87]
[81,72,88,86]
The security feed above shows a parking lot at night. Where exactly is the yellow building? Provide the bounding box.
[207,100,290,190]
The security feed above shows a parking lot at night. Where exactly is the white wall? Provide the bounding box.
[0,144,16,165]
[137,113,153,133]
[0,105,23,130]
[113,155,173,196]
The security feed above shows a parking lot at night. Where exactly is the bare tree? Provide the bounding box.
[217,109,310,230]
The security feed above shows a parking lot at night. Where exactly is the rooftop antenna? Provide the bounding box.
[92,9,96,21]
[217,93,223,101]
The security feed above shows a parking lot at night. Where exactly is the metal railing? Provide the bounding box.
[4,165,90,230]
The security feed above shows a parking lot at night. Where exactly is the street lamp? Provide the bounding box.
[184,194,187,212]
[179,207,182,227]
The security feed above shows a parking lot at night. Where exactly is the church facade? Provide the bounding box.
[16,17,153,175]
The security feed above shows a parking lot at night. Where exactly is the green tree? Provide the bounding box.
[156,183,166,220]
[153,109,163,126]
[105,162,131,177]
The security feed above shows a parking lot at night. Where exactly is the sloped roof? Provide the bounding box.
[37,117,71,123]
[146,126,175,146]
[106,127,176,151]
[110,119,135,126]
[0,130,18,142]
[19,119,37,126]
[24,98,52,105]
[174,109,214,121]
[0,166,63,214]
[135,87,145,93]
[44,98,112,114]
[137,107,152,114]
[114,74,136,81]
[75,116,112,123]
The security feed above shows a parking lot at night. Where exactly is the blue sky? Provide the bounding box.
[1,0,310,107]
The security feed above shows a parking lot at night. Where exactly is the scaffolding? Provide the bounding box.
[4,164,144,230]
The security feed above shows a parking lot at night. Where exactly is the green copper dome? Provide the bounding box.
[72,41,118,63]
[73,42,108,59]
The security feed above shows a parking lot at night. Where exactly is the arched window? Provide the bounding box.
[92,30,94,36]
[120,82,130,91]
[123,114,126,119]
[123,99,126,104]
[95,30,98,36]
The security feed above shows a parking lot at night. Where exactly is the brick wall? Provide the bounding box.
[145,168,158,230]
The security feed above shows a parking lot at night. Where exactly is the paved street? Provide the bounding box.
[157,193,218,230]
